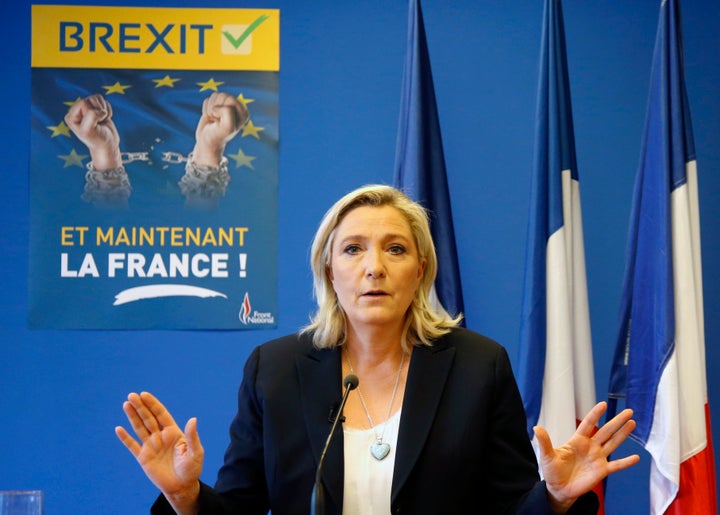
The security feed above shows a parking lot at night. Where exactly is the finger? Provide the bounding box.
[201,95,211,118]
[204,92,223,117]
[215,92,236,107]
[85,95,110,122]
[198,97,219,129]
[65,99,89,127]
[210,105,236,131]
[115,425,142,458]
[127,392,163,434]
[103,97,114,120]
[532,425,554,459]
[86,93,105,109]
[122,399,151,441]
[599,417,637,455]
[607,453,641,474]
[140,391,179,430]
[78,106,103,134]
[209,92,235,110]
[593,408,634,444]
[575,401,608,437]
[217,94,248,126]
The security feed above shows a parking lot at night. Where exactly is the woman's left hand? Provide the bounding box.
[534,401,640,513]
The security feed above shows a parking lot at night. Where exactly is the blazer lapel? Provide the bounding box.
[391,341,455,501]
[296,345,344,511]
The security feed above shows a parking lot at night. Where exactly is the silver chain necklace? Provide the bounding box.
[345,349,406,461]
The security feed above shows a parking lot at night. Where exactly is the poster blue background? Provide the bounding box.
[29,67,279,329]
[1,1,719,513]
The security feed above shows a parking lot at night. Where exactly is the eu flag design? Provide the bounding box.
[393,0,464,322]
[517,0,599,504]
[29,6,280,329]
[607,1,717,513]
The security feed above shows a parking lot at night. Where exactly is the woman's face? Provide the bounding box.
[329,205,426,333]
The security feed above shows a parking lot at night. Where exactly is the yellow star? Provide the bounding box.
[236,93,255,108]
[102,81,132,95]
[241,120,265,139]
[47,121,71,138]
[64,97,84,107]
[153,75,181,88]
[228,148,256,169]
[196,77,224,92]
[58,149,88,168]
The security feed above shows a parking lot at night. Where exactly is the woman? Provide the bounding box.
[116,184,638,514]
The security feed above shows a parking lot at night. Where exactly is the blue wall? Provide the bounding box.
[2,1,719,513]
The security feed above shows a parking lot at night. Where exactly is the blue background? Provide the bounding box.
[1,1,719,513]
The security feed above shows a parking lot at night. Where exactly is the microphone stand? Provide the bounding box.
[310,374,359,515]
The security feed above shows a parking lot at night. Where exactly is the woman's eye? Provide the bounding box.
[344,244,361,255]
[388,244,406,255]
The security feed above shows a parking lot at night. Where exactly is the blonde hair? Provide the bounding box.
[301,184,462,351]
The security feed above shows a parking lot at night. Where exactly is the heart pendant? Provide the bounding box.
[370,442,391,460]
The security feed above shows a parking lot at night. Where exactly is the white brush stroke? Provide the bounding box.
[113,284,227,306]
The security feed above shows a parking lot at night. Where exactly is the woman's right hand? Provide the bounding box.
[115,392,204,515]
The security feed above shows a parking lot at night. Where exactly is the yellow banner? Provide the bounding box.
[31,5,279,70]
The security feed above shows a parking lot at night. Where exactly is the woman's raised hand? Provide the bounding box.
[115,392,204,515]
[534,401,640,513]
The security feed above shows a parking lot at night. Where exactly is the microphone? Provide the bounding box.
[311,374,359,515]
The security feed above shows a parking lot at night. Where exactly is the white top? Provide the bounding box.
[342,409,402,515]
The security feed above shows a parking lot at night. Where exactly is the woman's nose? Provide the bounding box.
[364,249,386,278]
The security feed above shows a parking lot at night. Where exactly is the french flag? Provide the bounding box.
[394,0,465,322]
[517,0,601,508]
[607,0,717,513]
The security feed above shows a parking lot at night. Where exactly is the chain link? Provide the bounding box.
[119,151,190,164]
[161,151,188,164]
[120,151,150,163]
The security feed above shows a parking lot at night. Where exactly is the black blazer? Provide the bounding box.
[153,327,597,514]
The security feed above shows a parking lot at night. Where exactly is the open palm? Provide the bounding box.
[115,392,204,498]
[534,401,640,511]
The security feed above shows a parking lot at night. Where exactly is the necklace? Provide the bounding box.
[345,348,406,461]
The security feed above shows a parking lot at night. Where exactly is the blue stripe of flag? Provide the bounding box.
[394,0,465,321]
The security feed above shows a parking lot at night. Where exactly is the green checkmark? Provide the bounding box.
[223,14,270,49]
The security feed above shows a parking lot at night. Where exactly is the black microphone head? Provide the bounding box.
[343,374,359,390]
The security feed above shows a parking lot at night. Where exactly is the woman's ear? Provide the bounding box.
[418,258,427,278]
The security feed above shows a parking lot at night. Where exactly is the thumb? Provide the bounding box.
[184,417,204,462]
[533,425,554,460]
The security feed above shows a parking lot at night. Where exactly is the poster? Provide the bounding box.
[29,5,279,329]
